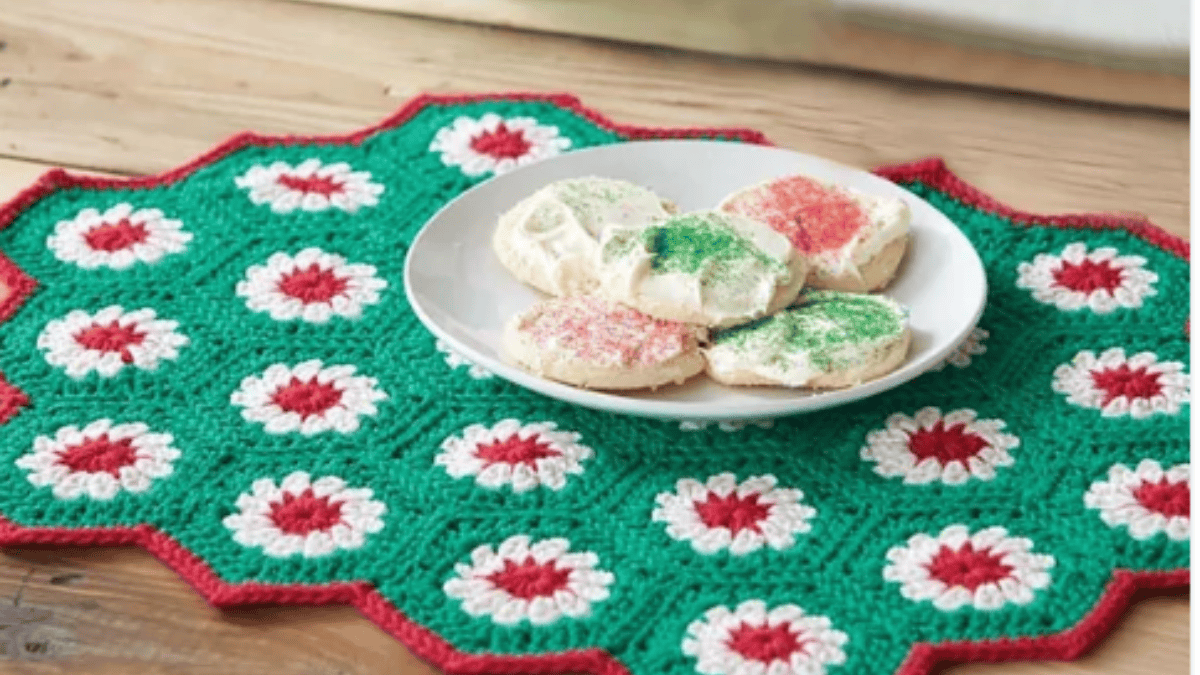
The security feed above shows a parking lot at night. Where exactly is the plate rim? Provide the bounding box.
[404,139,988,421]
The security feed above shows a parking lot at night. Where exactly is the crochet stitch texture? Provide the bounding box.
[0,93,1188,675]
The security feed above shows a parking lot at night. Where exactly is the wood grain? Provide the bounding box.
[0,0,1190,672]
[0,546,438,675]
[0,0,1188,233]
[0,545,1187,674]
[285,0,1190,110]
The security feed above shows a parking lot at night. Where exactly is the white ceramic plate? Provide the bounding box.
[405,140,986,422]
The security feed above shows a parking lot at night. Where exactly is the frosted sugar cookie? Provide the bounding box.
[597,210,807,328]
[493,177,676,296]
[503,295,706,390]
[719,174,910,292]
[704,290,910,388]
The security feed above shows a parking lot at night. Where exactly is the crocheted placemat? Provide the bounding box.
[0,93,1188,675]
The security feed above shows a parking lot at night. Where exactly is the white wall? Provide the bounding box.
[837,0,1189,55]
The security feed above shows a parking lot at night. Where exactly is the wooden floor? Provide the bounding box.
[0,0,1189,672]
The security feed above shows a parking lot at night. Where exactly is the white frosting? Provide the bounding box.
[494,177,673,296]
[823,189,910,276]
[703,292,908,387]
[706,338,901,387]
[597,210,805,327]
[717,176,910,287]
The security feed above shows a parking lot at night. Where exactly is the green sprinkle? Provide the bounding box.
[641,214,782,276]
[556,178,636,212]
[713,291,905,360]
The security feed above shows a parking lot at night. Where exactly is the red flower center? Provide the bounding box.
[74,321,147,363]
[726,623,807,664]
[470,123,531,159]
[276,174,346,196]
[1052,258,1124,294]
[269,488,345,535]
[271,378,343,419]
[1090,364,1163,405]
[474,434,561,467]
[277,264,350,303]
[487,557,572,599]
[1133,478,1190,518]
[84,219,150,252]
[926,542,1013,591]
[58,435,138,476]
[695,492,771,534]
[907,421,989,463]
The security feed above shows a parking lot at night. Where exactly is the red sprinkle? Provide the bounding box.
[519,296,696,367]
[722,176,869,254]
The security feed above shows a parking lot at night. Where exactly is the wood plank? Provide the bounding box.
[0,546,435,674]
[0,157,62,202]
[0,157,62,305]
[0,545,1187,674]
[0,0,1188,237]
[284,0,1189,110]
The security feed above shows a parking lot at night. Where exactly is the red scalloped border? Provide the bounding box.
[874,157,1189,261]
[0,515,1187,675]
[0,372,29,426]
[0,92,1189,675]
[0,251,36,325]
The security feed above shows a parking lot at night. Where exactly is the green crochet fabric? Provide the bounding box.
[0,93,1188,675]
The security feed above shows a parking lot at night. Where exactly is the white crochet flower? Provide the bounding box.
[430,113,571,177]
[223,471,387,558]
[443,534,614,625]
[931,327,989,371]
[860,407,1018,485]
[883,524,1055,611]
[15,419,180,500]
[236,247,387,323]
[435,339,492,379]
[435,419,593,493]
[1016,242,1157,313]
[1052,348,1189,418]
[235,159,384,213]
[230,360,388,435]
[37,306,189,379]
[682,599,849,675]
[46,203,192,270]
[652,473,816,555]
[1085,460,1189,541]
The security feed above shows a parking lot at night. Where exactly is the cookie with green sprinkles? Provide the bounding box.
[597,210,808,327]
[704,290,910,388]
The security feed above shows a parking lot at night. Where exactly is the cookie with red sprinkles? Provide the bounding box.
[503,295,706,390]
[719,174,910,292]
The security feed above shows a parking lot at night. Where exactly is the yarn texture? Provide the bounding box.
[0,93,1188,675]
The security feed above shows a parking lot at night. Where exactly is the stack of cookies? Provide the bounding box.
[494,176,912,391]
